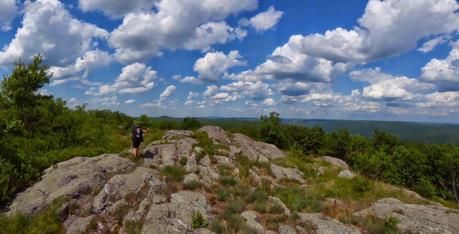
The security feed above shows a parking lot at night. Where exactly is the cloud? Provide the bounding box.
[421,40,459,91]
[292,0,459,63]
[248,35,349,83]
[124,99,136,104]
[48,50,113,85]
[0,0,108,66]
[220,81,272,100]
[249,6,283,32]
[79,0,155,19]
[194,50,245,81]
[262,98,275,106]
[109,0,257,63]
[0,0,18,31]
[203,85,218,97]
[349,67,395,83]
[277,80,328,96]
[175,75,203,85]
[159,85,176,100]
[98,63,157,95]
[418,36,449,53]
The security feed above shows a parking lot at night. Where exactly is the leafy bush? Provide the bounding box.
[0,198,65,234]
[183,180,201,190]
[191,211,208,229]
[180,117,202,130]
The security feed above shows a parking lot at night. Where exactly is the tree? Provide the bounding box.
[259,112,288,149]
[0,56,51,133]
[180,117,201,130]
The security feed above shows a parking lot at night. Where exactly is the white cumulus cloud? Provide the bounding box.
[0,0,18,31]
[109,0,257,63]
[79,0,156,19]
[0,0,108,66]
[160,85,176,100]
[249,6,283,32]
[98,63,157,95]
[194,50,245,81]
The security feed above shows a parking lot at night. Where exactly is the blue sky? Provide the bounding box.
[1,0,459,123]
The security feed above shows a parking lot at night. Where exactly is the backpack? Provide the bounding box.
[132,126,144,141]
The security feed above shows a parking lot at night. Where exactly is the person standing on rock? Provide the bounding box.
[131,124,144,159]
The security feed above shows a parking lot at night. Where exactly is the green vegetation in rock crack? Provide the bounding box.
[223,199,246,220]
[124,220,143,234]
[209,219,225,233]
[217,187,231,202]
[191,211,208,229]
[114,204,129,222]
[235,155,272,179]
[160,165,186,183]
[219,176,238,187]
[218,164,235,177]
[272,146,315,178]
[275,186,323,213]
[193,131,216,156]
[183,180,201,190]
[351,215,401,234]
[0,198,66,234]
[179,156,188,166]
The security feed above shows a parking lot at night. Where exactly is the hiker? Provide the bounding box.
[131,124,145,159]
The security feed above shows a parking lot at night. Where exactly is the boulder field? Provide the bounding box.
[4,126,459,234]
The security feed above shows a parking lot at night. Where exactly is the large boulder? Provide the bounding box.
[241,210,266,234]
[8,154,135,215]
[143,144,177,167]
[198,126,232,145]
[338,170,355,179]
[297,213,361,234]
[141,191,209,233]
[232,133,284,161]
[318,156,350,170]
[162,130,194,140]
[271,164,305,184]
[176,137,197,159]
[92,167,160,213]
[354,198,459,234]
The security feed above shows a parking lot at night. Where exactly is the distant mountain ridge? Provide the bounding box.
[153,116,459,145]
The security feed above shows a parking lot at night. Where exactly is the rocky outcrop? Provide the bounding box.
[141,191,209,233]
[232,133,284,161]
[6,126,458,234]
[338,169,355,179]
[318,156,350,170]
[297,213,361,234]
[92,167,160,213]
[198,126,232,145]
[8,154,135,215]
[162,130,194,140]
[271,164,305,184]
[354,198,459,234]
[241,210,265,234]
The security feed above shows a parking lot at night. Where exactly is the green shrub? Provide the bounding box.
[193,131,215,156]
[219,176,238,187]
[0,198,65,234]
[179,157,188,166]
[191,211,208,229]
[223,199,246,219]
[160,166,186,182]
[124,220,143,234]
[209,219,225,233]
[351,215,401,234]
[180,117,202,130]
[217,188,231,202]
[183,180,201,190]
